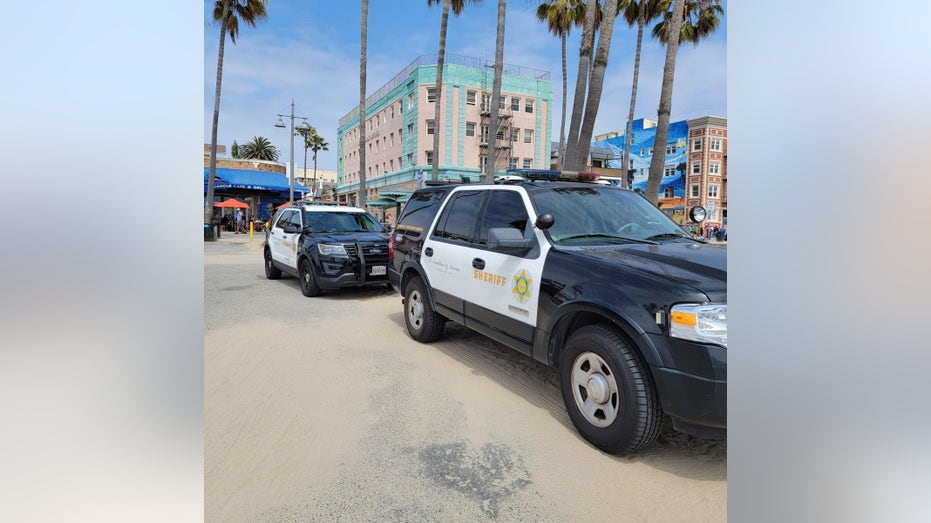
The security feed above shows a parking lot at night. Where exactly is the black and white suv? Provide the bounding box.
[264,202,390,296]
[388,174,726,454]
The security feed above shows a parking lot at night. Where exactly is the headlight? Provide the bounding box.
[317,243,347,256]
[670,303,727,348]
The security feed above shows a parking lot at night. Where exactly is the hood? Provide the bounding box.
[573,242,727,296]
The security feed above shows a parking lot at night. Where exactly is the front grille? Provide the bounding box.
[344,242,389,265]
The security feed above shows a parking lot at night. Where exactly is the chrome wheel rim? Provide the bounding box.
[407,289,424,330]
[570,351,620,428]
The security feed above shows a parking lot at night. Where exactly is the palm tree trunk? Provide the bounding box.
[484,0,506,182]
[621,19,645,189]
[564,0,597,170]
[645,0,684,204]
[206,0,232,224]
[358,0,368,208]
[558,31,567,170]
[431,0,451,181]
[303,142,308,200]
[312,150,318,201]
[576,0,618,169]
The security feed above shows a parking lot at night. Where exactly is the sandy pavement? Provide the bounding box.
[205,233,726,521]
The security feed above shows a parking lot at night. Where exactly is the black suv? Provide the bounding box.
[264,203,390,296]
[388,178,726,454]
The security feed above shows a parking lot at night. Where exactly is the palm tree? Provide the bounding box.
[308,132,329,201]
[562,0,598,169]
[428,0,480,181]
[536,0,585,170]
[573,0,619,169]
[359,0,368,209]
[231,140,241,158]
[206,0,269,224]
[620,0,664,188]
[238,136,280,161]
[296,122,316,190]
[483,0,507,182]
[644,0,723,203]
[643,0,685,204]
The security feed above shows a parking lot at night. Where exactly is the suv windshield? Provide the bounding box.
[530,186,690,244]
[303,211,383,233]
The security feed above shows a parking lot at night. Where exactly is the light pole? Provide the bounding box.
[275,98,308,203]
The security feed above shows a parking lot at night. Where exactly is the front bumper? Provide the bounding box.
[313,255,389,290]
[640,333,727,439]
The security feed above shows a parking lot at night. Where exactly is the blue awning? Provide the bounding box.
[203,168,310,194]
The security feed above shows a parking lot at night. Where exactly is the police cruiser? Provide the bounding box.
[264,202,390,296]
[388,171,726,454]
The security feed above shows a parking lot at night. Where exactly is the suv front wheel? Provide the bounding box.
[404,277,445,342]
[265,249,281,280]
[299,258,322,297]
[559,325,661,455]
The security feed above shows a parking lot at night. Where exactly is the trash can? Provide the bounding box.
[204,223,216,242]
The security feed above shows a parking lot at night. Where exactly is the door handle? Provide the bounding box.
[472,258,485,270]
[424,247,433,257]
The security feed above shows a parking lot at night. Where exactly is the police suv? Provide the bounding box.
[264,202,390,296]
[387,172,726,454]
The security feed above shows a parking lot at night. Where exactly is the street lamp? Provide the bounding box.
[275,98,308,203]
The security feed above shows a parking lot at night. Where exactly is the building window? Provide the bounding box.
[426,150,434,165]
[710,138,722,151]
[663,187,674,198]
[523,158,532,169]
[390,159,394,170]
[466,122,475,137]
[496,127,504,140]
[639,147,644,156]
[407,153,414,166]
[593,160,604,168]
[691,184,700,198]
[467,90,476,105]
[427,87,436,103]
[481,94,491,112]
[510,128,519,142]
[710,161,720,175]
[389,106,394,119]
[511,97,520,111]
[398,128,403,141]
[509,157,518,169]
[408,93,414,109]
[390,132,394,147]
[708,185,719,198]
[665,144,676,155]
[524,129,533,143]
[525,99,534,113]
[648,146,654,155]
[664,165,675,176]
[479,154,487,170]
[498,96,506,109]
[693,138,702,151]
[426,120,435,135]
[481,124,489,142]
[692,162,701,175]
[407,123,413,136]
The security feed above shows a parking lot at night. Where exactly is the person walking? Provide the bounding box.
[235,208,244,234]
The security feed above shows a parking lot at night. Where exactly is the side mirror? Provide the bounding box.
[488,228,533,254]
[282,223,300,234]
[689,205,707,223]
[535,212,555,230]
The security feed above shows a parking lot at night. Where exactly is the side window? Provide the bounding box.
[274,210,295,229]
[287,210,303,228]
[433,191,486,243]
[397,189,448,237]
[477,191,530,246]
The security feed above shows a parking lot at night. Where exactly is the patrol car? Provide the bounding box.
[388,172,726,454]
[264,202,390,296]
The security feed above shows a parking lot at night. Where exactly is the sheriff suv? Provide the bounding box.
[387,174,726,455]
[264,202,390,296]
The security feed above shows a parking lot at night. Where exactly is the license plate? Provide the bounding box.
[370,265,386,276]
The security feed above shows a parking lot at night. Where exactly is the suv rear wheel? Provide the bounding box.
[404,277,445,342]
[559,325,661,454]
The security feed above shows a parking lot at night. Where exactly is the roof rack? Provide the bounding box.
[499,169,603,184]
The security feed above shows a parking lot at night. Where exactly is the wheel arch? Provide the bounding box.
[399,262,434,305]
[545,304,661,371]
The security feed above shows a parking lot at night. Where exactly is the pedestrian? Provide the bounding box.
[235,208,244,234]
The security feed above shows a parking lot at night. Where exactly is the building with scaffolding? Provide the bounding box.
[335,54,553,213]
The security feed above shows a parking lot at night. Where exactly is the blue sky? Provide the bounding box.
[204,0,726,172]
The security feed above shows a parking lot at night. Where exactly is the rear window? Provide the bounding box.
[396,189,449,236]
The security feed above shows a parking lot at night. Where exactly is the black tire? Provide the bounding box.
[403,277,445,342]
[299,258,322,297]
[559,325,661,454]
[264,249,282,280]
